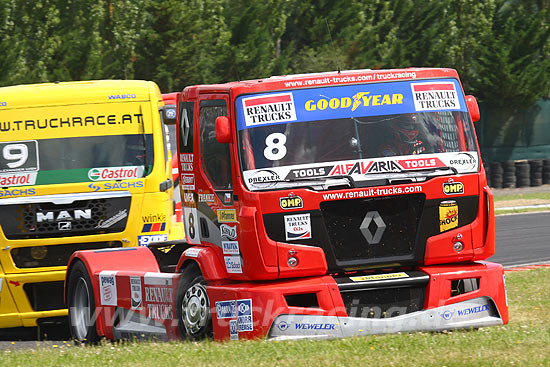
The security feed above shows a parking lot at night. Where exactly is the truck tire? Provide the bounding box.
[176,263,213,340]
[67,260,100,344]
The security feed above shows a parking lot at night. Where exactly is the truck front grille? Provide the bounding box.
[320,194,425,267]
[0,194,131,239]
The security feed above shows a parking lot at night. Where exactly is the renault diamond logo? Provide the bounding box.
[360,211,386,244]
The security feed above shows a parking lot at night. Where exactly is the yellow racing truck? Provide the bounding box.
[0,80,183,332]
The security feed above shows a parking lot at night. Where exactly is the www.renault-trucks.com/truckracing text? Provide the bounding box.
[0,80,183,331]
[65,68,508,342]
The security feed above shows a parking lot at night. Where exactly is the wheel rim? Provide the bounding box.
[71,277,91,341]
[181,282,209,335]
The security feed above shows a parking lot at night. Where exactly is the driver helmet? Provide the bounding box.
[390,114,419,144]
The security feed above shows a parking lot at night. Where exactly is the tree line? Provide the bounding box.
[1,0,549,110]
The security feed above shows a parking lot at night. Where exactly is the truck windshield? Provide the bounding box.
[0,134,153,186]
[236,79,479,190]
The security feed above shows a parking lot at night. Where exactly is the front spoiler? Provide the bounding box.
[268,296,502,340]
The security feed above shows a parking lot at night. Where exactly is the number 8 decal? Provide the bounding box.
[183,206,201,244]
[264,133,287,161]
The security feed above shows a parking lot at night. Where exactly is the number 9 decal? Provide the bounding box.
[3,144,29,168]
[264,133,287,161]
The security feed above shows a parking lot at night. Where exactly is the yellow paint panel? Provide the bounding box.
[0,102,154,140]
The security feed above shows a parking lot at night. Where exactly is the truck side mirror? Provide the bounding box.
[216,116,231,143]
[160,105,177,125]
[465,95,480,122]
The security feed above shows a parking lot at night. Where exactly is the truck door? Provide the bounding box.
[198,95,233,201]
[180,93,234,246]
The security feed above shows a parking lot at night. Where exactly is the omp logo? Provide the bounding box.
[304,91,404,112]
[280,195,303,210]
[108,94,137,100]
[36,209,91,223]
[443,181,464,195]
[0,102,6,107]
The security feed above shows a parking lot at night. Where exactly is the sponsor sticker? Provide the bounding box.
[184,247,202,258]
[184,192,195,203]
[242,92,297,127]
[88,166,143,181]
[138,234,168,246]
[439,200,458,232]
[440,310,454,321]
[130,276,142,309]
[216,300,236,319]
[247,169,281,188]
[284,213,312,241]
[217,209,237,223]
[411,82,460,111]
[142,213,167,223]
[144,284,175,320]
[448,152,478,172]
[349,272,409,282]
[180,153,194,171]
[397,157,446,170]
[222,241,239,255]
[88,180,144,191]
[280,195,303,210]
[294,323,335,330]
[181,173,195,190]
[198,193,215,202]
[457,304,489,317]
[0,172,38,187]
[0,187,36,198]
[220,224,237,240]
[141,222,166,233]
[230,319,239,340]
[237,299,253,332]
[443,181,464,195]
[99,272,117,306]
[96,209,128,229]
[224,256,243,274]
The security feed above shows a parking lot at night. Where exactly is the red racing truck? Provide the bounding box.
[65,68,509,342]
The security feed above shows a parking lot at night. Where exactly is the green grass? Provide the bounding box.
[493,192,550,202]
[3,268,550,367]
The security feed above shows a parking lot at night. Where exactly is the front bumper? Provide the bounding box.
[207,261,508,341]
[268,296,502,340]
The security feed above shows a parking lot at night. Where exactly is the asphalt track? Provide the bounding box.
[489,211,550,267]
[1,211,549,350]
